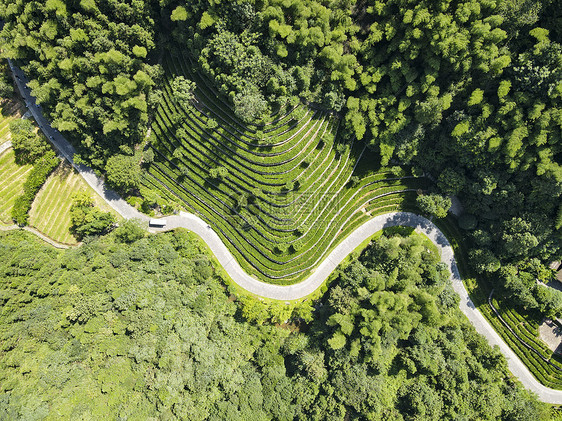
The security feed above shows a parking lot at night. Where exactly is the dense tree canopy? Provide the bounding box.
[69,192,116,239]
[0,229,554,419]
[0,0,161,167]
[105,153,142,193]
[163,0,561,314]
[0,0,560,316]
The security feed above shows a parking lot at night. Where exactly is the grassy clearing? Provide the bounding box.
[0,148,33,222]
[29,162,119,244]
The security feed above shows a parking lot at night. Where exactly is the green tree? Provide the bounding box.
[171,76,196,110]
[470,248,501,273]
[416,194,452,219]
[234,89,268,123]
[105,154,141,192]
[9,119,50,164]
[69,192,116,239]
[113,219,145,243]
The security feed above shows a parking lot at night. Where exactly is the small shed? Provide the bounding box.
[149,218,167,228]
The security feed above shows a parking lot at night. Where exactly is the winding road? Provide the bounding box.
[7,59,562,404]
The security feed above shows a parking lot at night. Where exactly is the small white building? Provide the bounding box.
[149,218,167,228]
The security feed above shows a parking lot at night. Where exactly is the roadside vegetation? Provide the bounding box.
[0,0,561,401]
[0,101,23,145]
[138,51,426,284]
[0,228,555,420]
[1,0,559,308]
[0,64,117,244]
[29,163,118,244]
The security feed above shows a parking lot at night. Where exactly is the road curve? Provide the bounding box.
[7,60,562,404]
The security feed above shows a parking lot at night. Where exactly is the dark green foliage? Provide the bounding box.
[0,60,13,98]
[470,248,502,273]
[0,0,559,326]
[9,119,50,164]
[458,213,478,230]
[11,151,59,225]
[0,229,551,420]
[69,192,116,240]
[164,0,562,316]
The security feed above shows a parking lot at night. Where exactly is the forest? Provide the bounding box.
[0,228,553,419]
[0,0,560,317]
[0,0,562,415]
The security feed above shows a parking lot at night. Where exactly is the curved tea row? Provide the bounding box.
[144,54,428,284]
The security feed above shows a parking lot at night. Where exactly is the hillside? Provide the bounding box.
[0,228,552,419]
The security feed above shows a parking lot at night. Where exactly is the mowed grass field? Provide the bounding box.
[0,100,25,145]
[29,162,119,244]
[0,148,33,223]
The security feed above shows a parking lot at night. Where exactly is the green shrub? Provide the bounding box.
[9,119,50,164]
[105,154,141,193]
[114,219,146,243]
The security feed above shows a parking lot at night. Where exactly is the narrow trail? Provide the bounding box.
[7,59,562,403]
[0,140,12,155]
[0,224,71,249]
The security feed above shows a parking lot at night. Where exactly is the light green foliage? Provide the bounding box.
[105,154,141,193]
[208,166,228,179]
[0,0,559,352]
[70,191,116,239]
[113,219,145,243]
[171,6,188,22]
[0,229,550,420]
[306,232,550,419]
[11,150,59,225]
[9,119,50,164]
[416,193,451,219]
[170,76,196,110]
[0,149,33,223]
[132,45,147,59]
[468,88,484,106]
[233,89,268,123]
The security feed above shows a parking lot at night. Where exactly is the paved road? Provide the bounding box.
[8,60,149,222]
[7,60,562,403]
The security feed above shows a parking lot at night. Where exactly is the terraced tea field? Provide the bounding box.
[29,162,118,244]
[144,52,429,284]
[0,148,33,222]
